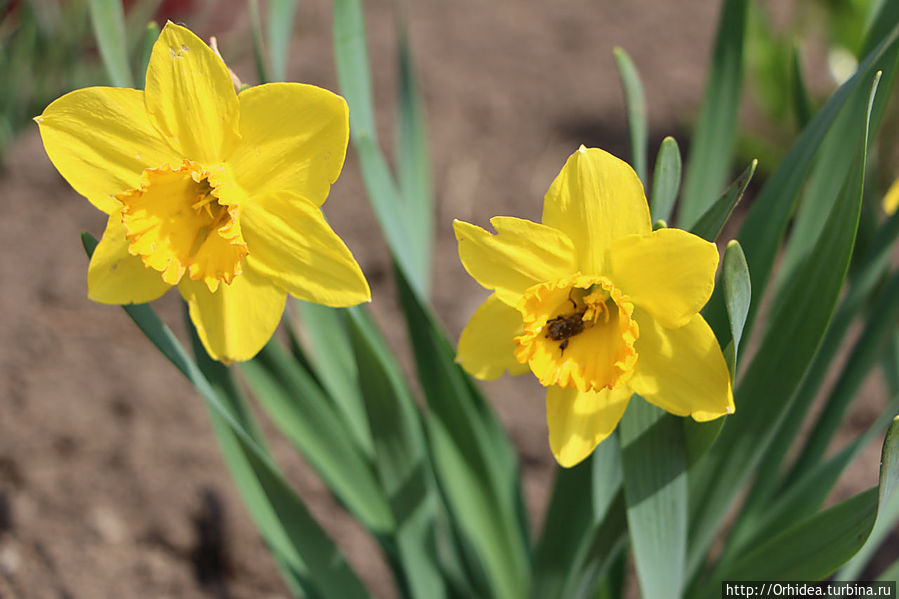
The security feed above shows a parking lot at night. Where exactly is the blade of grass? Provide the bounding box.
[649,136,682,223]
[613,47,648,183]
[678,0,748,228]
[87,0,133,88]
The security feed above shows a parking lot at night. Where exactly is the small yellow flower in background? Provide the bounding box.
[36,22,370,363]
[884,178,899,215]
[454,146,734,467]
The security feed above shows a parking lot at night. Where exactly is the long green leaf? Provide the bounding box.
[396,24,434,297]
[620,401,687,599]
[87,0,134,88]
[344,306,446,599]
[294,302,374,458]
[81,232,370,599]
[689,160,756,243]
[649,136,682,223]
[686,70,881,579]
[721,240,751,374]
[739,209,899,520]
[613,47,648,183]
[789,270,899,480]
[790,44,813,130]
[702,24,899,354]
[267,0,296,81]
[703,417,899,591]
[532,439,622,599]
[678,0,748,228]
[395,267,529,599]
[135,21,159,90]
[332,0,426,298]
[241,341,395,534]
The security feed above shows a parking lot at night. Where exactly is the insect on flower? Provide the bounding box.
[453,146,734,467]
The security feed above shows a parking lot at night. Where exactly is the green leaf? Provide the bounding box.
[294,302,373,458]
[717,411,894,574]
[613,47,648,183]
[135,21,159,90]
[689,159,757,243]
[717,24,899,349]
[395,24,434,297]
[80,232,370,599]
[532,440,622,599]
[395,267,529,599]
[242,341,395,535]
[790,44,813,130]
[247,0,270,84]
[737,209,899,525]
[678,0,748,228]
[649,136,682,223]
[789,270,899,480]
[267,0,297,81]
[332,0,428,298]
[703,417,899,590]
[344,306,446,599]
[721,240,751,374]
[87,0,134,88]
[620,401,687,599]
[686,70,882,579]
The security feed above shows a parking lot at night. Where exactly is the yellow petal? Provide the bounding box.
[608,228,719,329]
[144,22,239,164]
[546,385,632,467]
[884,178,899,215]
[457,294,530,380]
[88,211,172,304]
[36,87,179,213]
[229,83,349,206]
[453,217,578,306]
[241,191,370,306]
[542,146,651,273]
[179,265,286,362]
[628,311,734,421]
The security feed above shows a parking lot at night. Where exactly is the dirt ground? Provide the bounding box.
[0,1,893,597]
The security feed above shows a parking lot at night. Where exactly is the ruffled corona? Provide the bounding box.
[514,274,638,392]
[118,160,248,292]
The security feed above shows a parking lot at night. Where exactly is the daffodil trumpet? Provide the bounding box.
[36,22,370,363]
[454,146,734,467]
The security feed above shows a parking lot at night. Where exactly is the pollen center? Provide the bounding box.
[514,274,639,392]
[118,160,248,292]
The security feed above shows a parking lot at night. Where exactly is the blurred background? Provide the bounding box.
[0,0,895,596]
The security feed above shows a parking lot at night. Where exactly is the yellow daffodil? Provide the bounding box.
[884,178,899,215]
[454,146,734,467]
[36,22,370,362]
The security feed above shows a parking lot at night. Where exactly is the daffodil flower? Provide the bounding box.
[884,178,899,215]
[454,146,734,467]
[36,22,370,362]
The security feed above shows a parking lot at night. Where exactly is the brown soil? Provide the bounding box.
[0,1,891,597]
